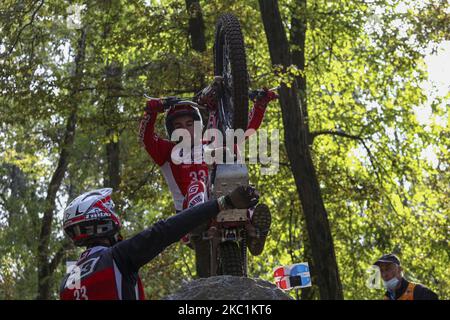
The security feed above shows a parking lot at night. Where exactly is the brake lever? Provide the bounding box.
[248,89,267,101]
[161,96,183,108]
[248,86,281,101]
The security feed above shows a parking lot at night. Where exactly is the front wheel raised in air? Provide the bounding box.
[214,13,249,133]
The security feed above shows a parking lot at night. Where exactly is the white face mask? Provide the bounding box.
[383,277,400,291]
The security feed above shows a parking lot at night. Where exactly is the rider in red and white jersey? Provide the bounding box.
[138,88,277,255]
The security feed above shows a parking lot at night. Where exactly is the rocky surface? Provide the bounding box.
[164,275,293,300]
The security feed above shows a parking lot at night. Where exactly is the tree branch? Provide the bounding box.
[49,240,74,275]
[310,130,363,142]
[1,0,44,58]
[124,61,164,78]
[76,86,199,98]
[37,27,87,300]
[310,129,383,184]
[128,164,158,199]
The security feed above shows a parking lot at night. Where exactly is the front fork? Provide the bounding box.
[206,163,250,276]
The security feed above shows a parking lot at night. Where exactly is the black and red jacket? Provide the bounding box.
[60,200,220,300]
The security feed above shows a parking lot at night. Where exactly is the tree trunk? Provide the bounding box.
[104,62,122,190]
[105,134,121,189]
[258,0,343,299]
[185,0,206,52]
[185,0,207,93]
[290,0,309,127]
[291,0,316,300]
[299,206,318,300]
[36,28,87,300]
[101,0,123,191]
[6,163,27,225]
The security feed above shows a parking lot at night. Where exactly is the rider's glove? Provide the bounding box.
[218,185,260,211]
[255,87,278,109]
[145,99,164,113]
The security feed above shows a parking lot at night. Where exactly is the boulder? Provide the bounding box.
[164,275,293,300]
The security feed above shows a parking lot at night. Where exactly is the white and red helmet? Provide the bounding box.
[165,104,203,137]
[63,188,122,246]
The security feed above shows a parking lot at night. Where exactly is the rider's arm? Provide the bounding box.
[246,102,267,133]
[111,199,220,273]
[138,109,173,166]
[246,90,278,136]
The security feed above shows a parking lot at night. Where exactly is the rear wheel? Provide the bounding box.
[214,13,249,133]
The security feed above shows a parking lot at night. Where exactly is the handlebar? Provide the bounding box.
[143,94,206,110]
[144,85,280,110]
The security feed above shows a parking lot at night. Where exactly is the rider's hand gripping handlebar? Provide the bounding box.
[248,86,280,102]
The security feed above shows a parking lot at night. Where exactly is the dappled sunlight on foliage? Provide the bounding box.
[0,0,448,299]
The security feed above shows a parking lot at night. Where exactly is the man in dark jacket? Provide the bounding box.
[374,253,439,300]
